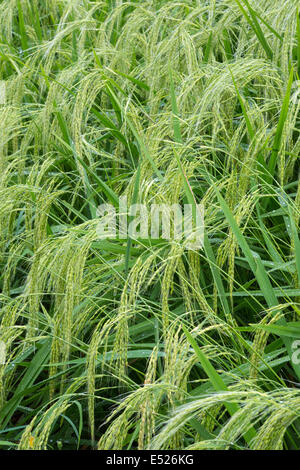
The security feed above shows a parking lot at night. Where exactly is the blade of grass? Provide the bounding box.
[54,105,98,218]
[170,80,231,318]
[234,0,273,60]
[76,154,119,208]
[203,31,213,63]
[242,0,279,50]
[31,1,42,42]
[249,8,283,41]
[252,322,300,339]
[93,58,163,180]
[211,180,300,380]
[108,68,150,91]
[105,80,163,180]
[268,67,294,180]
[17,0,28,54]
[297,8,300,77]
[229,67,270,187]
[0,339,51,428]
[169,68,183,145]
[182,324,256,444]
[288,205,300,285]
[223,29,233,60]
[125,163,141,276]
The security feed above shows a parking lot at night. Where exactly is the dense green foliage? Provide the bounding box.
[0,0,299,450]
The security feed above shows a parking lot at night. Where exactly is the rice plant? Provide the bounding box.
[0,0,299,450]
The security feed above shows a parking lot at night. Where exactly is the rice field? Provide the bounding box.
[0,0,300,451]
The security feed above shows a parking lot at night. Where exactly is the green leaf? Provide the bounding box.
[211,181,300,381]
[252,322,300,339]
[234,0,273,60]
[268,67,294,179]
[170,69,183,144]
[0,340,51,428]
[297,8,300,80]
[17,0,28,54]
[182,324,256,444]
[125,163,141,275]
